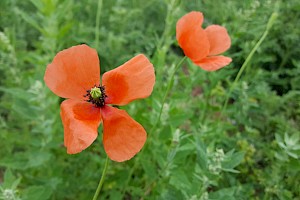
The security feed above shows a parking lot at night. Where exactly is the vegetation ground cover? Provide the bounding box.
[0,0,299,199]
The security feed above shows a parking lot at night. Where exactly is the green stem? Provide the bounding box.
[121,56,187,197]
[153,0,178,82]
[149,56,187,135]
[94,0,103,48]
[143,143,179,197]
[221,12,277,115]
[92,156,109,200]
[200,72,211,123]
[156,0,177,50]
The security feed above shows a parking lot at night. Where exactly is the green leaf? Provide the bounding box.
[22,186,52,200]
[159,186,184,200]
[209,187,237,200]
[222,168,240,173]
[2,169,21,189]
[222,151,245,169]
[0,87,30,99]
[0,153,28,170]
[194,138,207,170]
[169,170,192,192]
[0,87,38,119]
[27,151,51,168]
[15,8,45,34]
[141,158,157,181]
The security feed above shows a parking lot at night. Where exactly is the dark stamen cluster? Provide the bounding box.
[84,85,107,107]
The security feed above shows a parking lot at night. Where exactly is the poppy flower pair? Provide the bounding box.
[44,11,232,162]
[44,45,155,162]
[176,11,232,71]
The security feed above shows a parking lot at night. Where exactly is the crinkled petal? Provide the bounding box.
[176,11,204,39]
[102,54,155,106]
[195,56,232,71]
[44,44,100,100]
[101,106,147,162]
[205,25,231,56]
[60,99,101,154]
[176,11,210,62]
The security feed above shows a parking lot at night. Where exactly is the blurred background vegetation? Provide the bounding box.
[0,0,299,199]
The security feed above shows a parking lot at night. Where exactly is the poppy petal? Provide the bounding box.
[176,11,210,62]
[102,54,155,106]
[101,106,147,162]
[195,56,232,71]
[176,11,204,39]
[205,25,231,56]
[44,44,100,100]
[61,99,101,154]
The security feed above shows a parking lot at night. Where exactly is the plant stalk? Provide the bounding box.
[221,12,277,115]
[92,156,109,200]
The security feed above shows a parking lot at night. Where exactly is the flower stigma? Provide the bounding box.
[84,85,107,107]
[90,87,102,99]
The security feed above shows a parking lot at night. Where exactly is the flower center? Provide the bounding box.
[90,87,102,98]
[84,85,107,107]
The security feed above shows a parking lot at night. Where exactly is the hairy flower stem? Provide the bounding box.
[121,56,187,197]
[92,156,109,200]
[150,56,187,135]
[221,12,277,116]
[94,0,103,48]
[153,0,178,83]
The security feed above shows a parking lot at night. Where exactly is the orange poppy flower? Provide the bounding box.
[44,44,155,162]
[176,11,232,71]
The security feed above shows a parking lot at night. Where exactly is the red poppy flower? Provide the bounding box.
[176,11,232,71]
[44,44,155,162]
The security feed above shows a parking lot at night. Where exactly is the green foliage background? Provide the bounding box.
[0,0,299,199]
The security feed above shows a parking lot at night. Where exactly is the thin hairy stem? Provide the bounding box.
[121,56,187,197]
[149,56,187,135]
[221,12,277,116]
[94,0,103,48]
[92,156,109,200]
